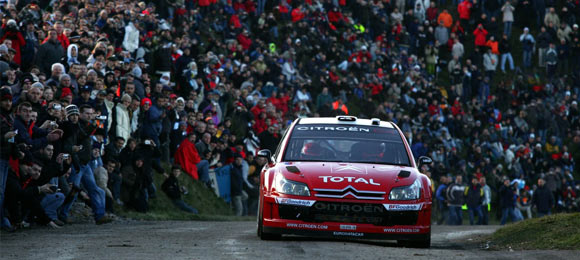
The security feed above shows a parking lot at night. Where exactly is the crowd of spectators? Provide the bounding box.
[1,0,580,232]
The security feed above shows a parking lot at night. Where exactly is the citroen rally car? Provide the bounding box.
[256,116,433,247]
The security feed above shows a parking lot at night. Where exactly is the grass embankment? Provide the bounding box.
[115,169,254,222]
[489,213,580,250]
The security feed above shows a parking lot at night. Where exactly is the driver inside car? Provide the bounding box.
[350,142,384,161]
[300,142,333,160]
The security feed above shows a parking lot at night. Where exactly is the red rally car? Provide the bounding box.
[257,116,433,247]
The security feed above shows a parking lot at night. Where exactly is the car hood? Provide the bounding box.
[276,162,419,193]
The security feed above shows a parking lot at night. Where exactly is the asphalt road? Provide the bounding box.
[1,221,577,259]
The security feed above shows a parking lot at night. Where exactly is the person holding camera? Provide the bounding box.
[13,102,63,152]
[4,157,61,229]
[59,104,111,224]
[0,19,25,66]
[31,144,72,226]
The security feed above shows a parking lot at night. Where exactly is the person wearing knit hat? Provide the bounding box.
[141,97,152,107]
[0,87,12,101]
[65,104,79,118]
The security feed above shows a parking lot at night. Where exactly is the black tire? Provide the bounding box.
[257,198,281,240]
[397,234,431,248]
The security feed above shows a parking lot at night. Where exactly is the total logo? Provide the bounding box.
[319,176,380,186]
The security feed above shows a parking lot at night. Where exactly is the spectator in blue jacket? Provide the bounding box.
[499,178,523,225]
[435,175,450,225]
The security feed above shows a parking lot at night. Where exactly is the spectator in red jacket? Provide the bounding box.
[0,20,25,65]
[473,24,489,47]
[457,0,472,30]
[237,30,252,51]
[426,2,439,24]
[291,4,306,23]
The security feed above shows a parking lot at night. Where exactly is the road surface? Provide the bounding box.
[1,221,577,259]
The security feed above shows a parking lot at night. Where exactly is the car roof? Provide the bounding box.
[297,116,395,128]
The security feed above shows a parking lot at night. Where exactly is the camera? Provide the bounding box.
[63,154,70,159]
[144,140,151,145]
[96,115,107,121]
[49,186,61,193]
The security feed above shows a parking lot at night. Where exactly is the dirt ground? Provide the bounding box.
[1,221,578,259]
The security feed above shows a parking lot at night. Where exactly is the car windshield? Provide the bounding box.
[283,124,411,166]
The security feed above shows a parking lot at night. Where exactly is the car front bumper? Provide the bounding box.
[261,195,431,240]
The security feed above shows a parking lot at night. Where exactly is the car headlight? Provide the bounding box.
[388,178,422,200]
[274,175,310,196]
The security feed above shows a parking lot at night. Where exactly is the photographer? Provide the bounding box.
[4,158,61,229]
[59,104,111,224]
[14,102,62,152]
[31,144,72,227]
[0,19,25,66]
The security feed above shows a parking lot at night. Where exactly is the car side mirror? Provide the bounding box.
[418,156,433,169]
[257,149,273,164]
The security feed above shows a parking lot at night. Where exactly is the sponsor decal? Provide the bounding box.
[340,225,357,231]
[383,228,420,233]
[315,202,385,213]
[287,223,328,230]
[296,126,370,132]
[319,176,380,186]
[333,231,364,237]
[383,204,423,211]
[275,198,316,207]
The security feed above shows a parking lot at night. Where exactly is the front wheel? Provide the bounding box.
[397,234,431,248]
[257,198,281,240]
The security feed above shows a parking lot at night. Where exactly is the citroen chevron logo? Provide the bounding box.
[333,165,364,173]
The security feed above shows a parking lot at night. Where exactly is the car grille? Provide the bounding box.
[313,186,386,200]
[278,201,418,226]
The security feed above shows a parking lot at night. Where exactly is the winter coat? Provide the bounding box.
[35,39,65,75]
[519,33,535,51]
[437,12,453,28]
[483,53,498,71]
[434,26,449,47]
[544,13,560,28]
[162,175,182,200]
[142,104,164,140]
[446,182,466,206]
[473,28,488,46]
[115,104,131,143]
[0,30,25,65]
[464,183,484,208]
[13,116,48,152]
[501,4,515,22]
[532,186,554,213]
[458,1,472,20]
[499,185,516,208]
[123,22,140,53]
[62,119,97,166]
[229,163,244,197]
[545,47,558,65]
